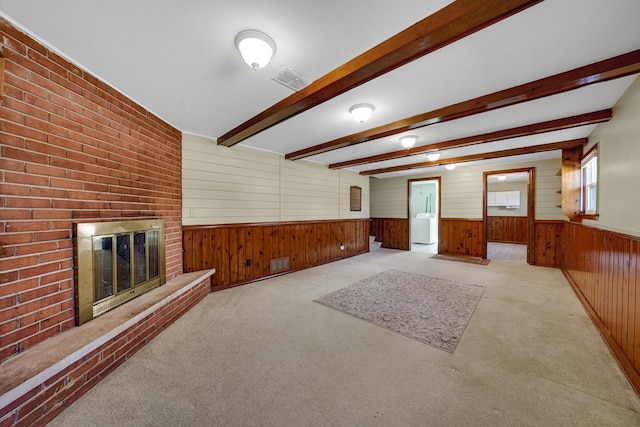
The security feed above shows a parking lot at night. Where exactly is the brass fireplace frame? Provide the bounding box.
[76,219,166,325]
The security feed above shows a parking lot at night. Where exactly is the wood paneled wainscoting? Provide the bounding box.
[439,218,484,258]
[562,222,640,393]
[183,219,369,289]
[532,220,565,267]
[488,216,528,244]
[370,218,409,250]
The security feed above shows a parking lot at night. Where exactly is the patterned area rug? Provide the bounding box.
[431,254,490,265]
[315,270,485,353]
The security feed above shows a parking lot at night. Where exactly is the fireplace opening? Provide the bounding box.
[76,220,166,325]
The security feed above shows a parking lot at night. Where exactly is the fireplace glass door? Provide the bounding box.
[77,220,165,324]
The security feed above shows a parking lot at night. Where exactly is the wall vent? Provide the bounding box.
[271,67,311,91]
[270,257,290,273]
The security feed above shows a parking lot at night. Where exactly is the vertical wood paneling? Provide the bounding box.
[439,218,484,257]
[487,216,528,243]
[563,222,640,394]
[561,146,582,221]
[370,219,383,243]
[370,218,409,250]
[532,220,564,267]
[621,238,631,356]
[183,219,369,290]
[631,240,639,367]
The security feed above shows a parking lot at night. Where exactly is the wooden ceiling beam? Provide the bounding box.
[217,0,543,147]
[359,138,586,176]
[287,49,640,161]
[328,109,611,169]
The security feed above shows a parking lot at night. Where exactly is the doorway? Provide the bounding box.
[483,167,535,264]
[408,178,440,254]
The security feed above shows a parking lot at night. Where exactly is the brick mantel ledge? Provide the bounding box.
[0,269,214,423]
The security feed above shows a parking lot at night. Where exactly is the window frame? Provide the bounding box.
[580,144,598,217]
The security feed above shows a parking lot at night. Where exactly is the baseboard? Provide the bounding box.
[562,269,640,395]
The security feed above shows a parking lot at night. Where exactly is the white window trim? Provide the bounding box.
[581,145,598,215]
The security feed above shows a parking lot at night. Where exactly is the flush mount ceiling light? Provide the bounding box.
[234,30,276,70]
[427,151,440,161]
[399,135,418,149]
[445,164,456,170]
[497,174,507,180]
[349,103,375,124]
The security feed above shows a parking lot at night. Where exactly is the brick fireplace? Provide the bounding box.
[0,16,183,362]
[0,18,210,426]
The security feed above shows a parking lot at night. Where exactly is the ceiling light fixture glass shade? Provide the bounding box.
[399,135,418,148]
[445,164,456,170]
[235,30,276,70]
[497,174,507,180]
[349,103,375,124]
[427,152,440,161]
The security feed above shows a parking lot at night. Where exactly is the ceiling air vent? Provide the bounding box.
[271,67,311,92]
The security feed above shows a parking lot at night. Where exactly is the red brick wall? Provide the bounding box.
[0,19,183,363]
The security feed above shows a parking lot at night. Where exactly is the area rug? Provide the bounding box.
[431,253,490,265]
[314,270,485,353]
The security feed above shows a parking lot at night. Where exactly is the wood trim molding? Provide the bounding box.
[182,218,369,230]
[407,176,442,250]
[570,221,640,242]
[328,110,611,169]
[483,167,535,262]
[368,217,408,221]
[287,50,639,160]
[360,139,585,176]
[561,146,583,221]
[440,217,484,222]
[217,0,543,147]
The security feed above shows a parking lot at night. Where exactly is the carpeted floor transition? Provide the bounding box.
[431,253,491,265]
[314,269,485,353]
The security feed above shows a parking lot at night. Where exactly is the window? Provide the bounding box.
[581,146,598,215]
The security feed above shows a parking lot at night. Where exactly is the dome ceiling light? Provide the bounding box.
[445,164,456,170]
[427,151,440,161]
[349,103,375,124]
[498,174,507,180]
[399,135,418,149]
[235,30,276,70]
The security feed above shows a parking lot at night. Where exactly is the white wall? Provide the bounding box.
[584,76,640,236]
[182,134,370,225]
[371,158,562,220]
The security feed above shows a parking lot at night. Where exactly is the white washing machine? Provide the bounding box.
[411,213,437,244]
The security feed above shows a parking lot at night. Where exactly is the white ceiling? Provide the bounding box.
[1,0,638,178]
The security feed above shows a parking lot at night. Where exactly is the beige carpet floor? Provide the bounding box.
[48,249,640,426]
[487,242,528,263]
